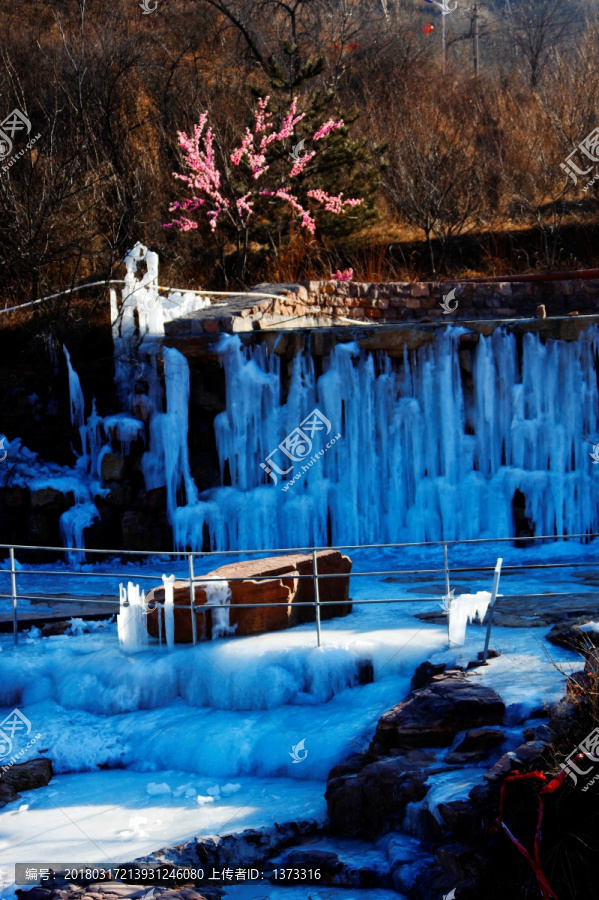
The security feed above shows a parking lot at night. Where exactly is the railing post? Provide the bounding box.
[10,547,18,647]
[188,553,197,646]
[443,543,451,596]
[312,550,322,647]
[443,543,451,645]
[482,557,503,663]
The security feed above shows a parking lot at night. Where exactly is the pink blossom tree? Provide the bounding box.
[164,97,363,286]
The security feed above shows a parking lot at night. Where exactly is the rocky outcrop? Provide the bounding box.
[546,619,599,651]
[146,550,352,642]
[444,727,505,764]
[325,668,506,839]
[0,758,52,808]
[325,758,429,837]
[371,669,505,752]
[135,819,320,872]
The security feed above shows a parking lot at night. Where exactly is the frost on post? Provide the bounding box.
[443,590,491,646]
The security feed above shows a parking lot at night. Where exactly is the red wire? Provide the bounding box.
[496,762,573,900]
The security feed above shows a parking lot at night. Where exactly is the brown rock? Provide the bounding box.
[228,578,293,635]
[477,649,500,660]
[145,550,352,641]
[437,799,476,835]
[209,550,352,628]
[99,452,127,482]
[146,580,211,642]
[453,727,505,754]
[0,758,52,808]
[41,621,70,637]
[30,488,73,510]
[484,741,547,781]
[372,671,505,751]
[546,620,599,652]
[325,757,429,837]
[411,661,447,690]
[444,728,505,763]
[327,753,369,782]
[121,510,162,551]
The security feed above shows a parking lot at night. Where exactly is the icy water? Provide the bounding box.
[0,544,586,897]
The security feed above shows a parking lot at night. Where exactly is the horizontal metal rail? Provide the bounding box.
[1,560,597,585]
[2,535,598,652]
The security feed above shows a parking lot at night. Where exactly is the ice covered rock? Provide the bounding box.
[146,782,172,795]
[546,619,599,652]
[372,670,505,751]
[325,758,429,837]
[220,783,240,795]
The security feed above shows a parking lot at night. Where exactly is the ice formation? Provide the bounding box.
[201,577,237,639]
[59,502,100,566]
[117,581,149,650]
[136,325,599,551]
[63,345,85,441]
[10,246,599,560]
[162,573,176,649]
[446,590,492,646]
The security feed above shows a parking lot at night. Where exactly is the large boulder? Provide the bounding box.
[371,670,505,751]
[145,550,352,642]
[325,757,429,837]
[208,550,352,627]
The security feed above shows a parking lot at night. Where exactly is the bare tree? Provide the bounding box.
[503,0,577,87]
[368,73,490,273]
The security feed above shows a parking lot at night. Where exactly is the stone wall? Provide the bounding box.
[164,278,599,335]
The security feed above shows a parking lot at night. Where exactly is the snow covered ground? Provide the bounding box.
[0,542,589,897]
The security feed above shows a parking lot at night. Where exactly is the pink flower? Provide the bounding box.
[307,189,363,214]
[334,268,353,282]
[166,101,362,237]
[236,193,254,217]
[254,96,272,133]
[260,189,316,233]
[288,150,316,178]
[313,119,344,141]
[260,97,305,148]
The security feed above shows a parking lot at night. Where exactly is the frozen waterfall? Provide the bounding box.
[148,327,599,551]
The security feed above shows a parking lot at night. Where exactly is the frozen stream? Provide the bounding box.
[0,545,585,898]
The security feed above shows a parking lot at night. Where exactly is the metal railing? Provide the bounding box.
[1,533,598,653]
